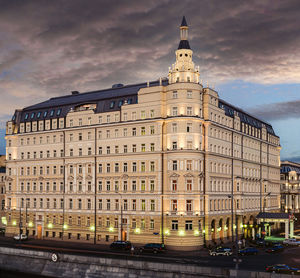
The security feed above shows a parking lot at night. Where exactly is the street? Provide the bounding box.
[0,236,300,272]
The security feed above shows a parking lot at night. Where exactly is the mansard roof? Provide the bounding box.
[218,99,277,136]
[178,40,191,50]
[12,80,168,124]
[280,161,300,174]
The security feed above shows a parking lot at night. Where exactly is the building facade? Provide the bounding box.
[280,160,300,214]
[0,155,6,229]
[4,18,281,249]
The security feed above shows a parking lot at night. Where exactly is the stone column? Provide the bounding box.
[290,221,294,238]
[252,228,255,240]
[285,220,289,239]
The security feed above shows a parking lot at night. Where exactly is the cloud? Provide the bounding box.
[1,0,300,127]
[248,100,300,121]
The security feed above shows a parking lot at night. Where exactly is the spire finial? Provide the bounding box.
[181,16,188,27]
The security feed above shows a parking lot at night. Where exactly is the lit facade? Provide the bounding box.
[4,17,281,249]
[0,155,6,228]
[280,160,300,214]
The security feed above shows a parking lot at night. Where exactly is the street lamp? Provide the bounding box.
[262,192,271,239]
[228,194,239,270]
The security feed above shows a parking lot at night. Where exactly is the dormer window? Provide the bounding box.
[118,100,123,107]
[50,110,55,117]
[31,112,35,119]
[24,113,29,120]
[37,112,41,118]
[12,115,16,121]
[57,109,61,116]
[43,111,48,118]
[110,101,115,109]
[127,98,132,104]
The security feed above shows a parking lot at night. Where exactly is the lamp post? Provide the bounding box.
[262,192,271,240]
[228,195,240,270]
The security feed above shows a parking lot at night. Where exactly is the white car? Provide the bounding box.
[283,238,300,246]
[13,234,28,241]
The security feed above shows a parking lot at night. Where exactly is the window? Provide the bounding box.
[172,220,178,230]
[132,162,137,172]
[132,200,136,211]
[106,181,111,191]
[98,199,102,210]
[106,130,110,138]
[172,123,177,133]
[132,144,136,152]
[150,143,155,152]
[187,107,192,116]
[141,110,146,119]
[150,161,155,172]
[123,145,128,153]
[172,200,177,211]
[141,180,145,192]
[172,91,178,99]
[172,160,178,171]
[187,123,192,133]
[78,148,82,156]
[141,162,145,172]
[114,181,119,192]
[185,220,193,230]
[132,180,137,191]
[98,147,102,154]
[150,180,155,192]
[187,160,192,171]
[98,163,103,173]
[172,107,178,116]
[106,163,111,173]
[78,199,82,209]
[141,200,146,211]
[150,200,155,211]
[123,162,128,172]
[172,141,177,150]
[172,180,177,191]
[106,146,110,154]
[150,126,155,135]
[98,181,102,191]
[141,144,146,152]
[187,141,193,149]
[115,163,119,173]
[107,199,111,210]
[186,200,192,211]
[150,110,154,118]
[141,127,145,135]
[110,101,115,109]
[186,179,192,191]
[187,90,192,98]
[132,128,136,136]
[132,112,136,120]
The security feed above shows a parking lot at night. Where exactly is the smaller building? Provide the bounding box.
[280,160,300,214]
[0,155,6,229]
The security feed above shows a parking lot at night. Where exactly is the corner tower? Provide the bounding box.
[168,16,200,84]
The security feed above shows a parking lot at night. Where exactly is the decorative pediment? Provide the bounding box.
[6,177,13,181]
[121,174,129,179]
[198,172,204,178]
[86,175,93,180]
[184,173,194,178]
[170,173,180,178]
[38,176,44,181]
[77,175,83,180]
[68,175,74,181]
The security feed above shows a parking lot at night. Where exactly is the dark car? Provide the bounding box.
[266,244,284,253]
[209,246,232,256]
[238,247,258,256]
[139,243,166,254]
[110,241,132,251]
[266,264,300,274]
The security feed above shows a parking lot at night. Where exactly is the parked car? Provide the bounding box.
[266,264,300,274]
[110,241,131,251]
[13,234,28,241]
[283,238,300,246]
[238,247,258,256]
[139,243,166,254]
[209,247,232,256]
[265,244,284,253]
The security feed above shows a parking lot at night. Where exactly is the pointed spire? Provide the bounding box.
[181,16,188,27]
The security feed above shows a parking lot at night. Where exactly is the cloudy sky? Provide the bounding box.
[0,0,300,161]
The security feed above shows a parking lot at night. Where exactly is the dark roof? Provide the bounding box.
[13,80,168,124]
[218,99,277,136]
[181,16,188,27]
[281,164,300,174]
[0,167,5,173]
[178,40,191,50]
[256,212,289,219]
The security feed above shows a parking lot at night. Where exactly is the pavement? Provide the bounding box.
[0,235,300,272]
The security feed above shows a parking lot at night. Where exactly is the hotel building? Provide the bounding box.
[4,17,281,249]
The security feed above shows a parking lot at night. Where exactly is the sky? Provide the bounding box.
[0,0,300,161]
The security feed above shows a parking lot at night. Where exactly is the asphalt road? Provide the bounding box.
[0,235,300,272]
